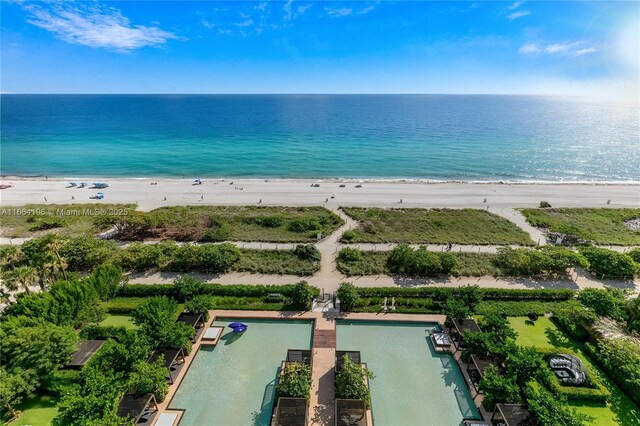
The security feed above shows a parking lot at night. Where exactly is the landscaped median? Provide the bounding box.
[520,207,640,245]
[0,204,344,242]
[340,207,535,245]
[337,245,640,279]
[2,235,322,276]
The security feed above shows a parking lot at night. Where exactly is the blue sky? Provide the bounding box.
[1,1,638,98]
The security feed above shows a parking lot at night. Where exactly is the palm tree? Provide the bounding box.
[6,266,38,296]
[46,238,69,280]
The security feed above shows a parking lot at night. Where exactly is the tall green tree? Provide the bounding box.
[6,266,38,296]
[1,322,78,378]
[0,368,36,421]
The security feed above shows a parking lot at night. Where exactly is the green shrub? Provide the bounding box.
[540,201,552,208]
[201,216,231,242]
[257,215,285,228]
[128,359,169,402]
[579,247,637,279]
[628,248,640,264]
[184,295,214,321]
[494,246,587,277]
[58,236,119,271]
[341,230,357,242]
[293,244,321,262]
[29,216,66,231]
[42,369,82,396]
[524,382,591,426]
[479,365,521,410]
[276,362,312,399]
[290,281,315,309]
[174,275,204,301]
[335,356,374,407]
[288,218,321,233]
[338,248,362,262]
[550,302,595,342]
[584,339,640,407]
[578,287,626,320]
[386,244,458,276]
[337,282,360,311]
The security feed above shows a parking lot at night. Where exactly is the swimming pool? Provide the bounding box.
[169,318,313,426]
[336,320,480,426]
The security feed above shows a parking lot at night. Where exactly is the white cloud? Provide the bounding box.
[23,2,179,51]
[283,0,293,21]
[326,7,353,18]
[518,43,539,54]
[519,41,600,57]
[297,4,312,15]
[574,48,597,56]
[234,18,254,28]
[358,4,377,15]
[508,1,524,10]
[506,10,530,20]
[255,2,268,12]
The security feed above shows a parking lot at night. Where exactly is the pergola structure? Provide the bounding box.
[335,399,367,426]
[147,348,186,384]
[176,311,206,342]
[116,393,158,425]
[271,397,308,426]
[491,403,533,426]
[66,340,105,369]
[449,318,482,349]
[466,354,494,393]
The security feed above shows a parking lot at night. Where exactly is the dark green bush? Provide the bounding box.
[584,339,640,407]
[337,282,360,311]
[579,247,637,279]
[293,244,321,262]
[386,244,458,276]
[173,275,204,301]
[578,287,626,320]
[628,248,640,264]
[338,248,362,262]
[201,216,231,242]
[494,246,587,277]
[288,218,321,233]
[58,236,119,271]
[276,362,312,399]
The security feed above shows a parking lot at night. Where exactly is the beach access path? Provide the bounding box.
[1,179,639,295]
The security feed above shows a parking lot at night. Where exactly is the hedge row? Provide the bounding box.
[117,283,309,299]
[354,286,574,301]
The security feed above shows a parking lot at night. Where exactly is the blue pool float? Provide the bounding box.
[228,322,248,333]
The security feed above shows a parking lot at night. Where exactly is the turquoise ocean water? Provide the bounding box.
[1,95,638,181]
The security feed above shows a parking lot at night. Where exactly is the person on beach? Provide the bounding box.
[447,242,452,251]
[44,197,47,202]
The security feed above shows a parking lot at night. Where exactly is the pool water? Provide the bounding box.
[336,320,480,426]
[169,318,313,426]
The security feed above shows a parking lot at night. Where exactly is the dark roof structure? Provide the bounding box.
[116,393,158,424]
[176,312,204,327]
[67,340,105,368]
[335,399,367,426]
[468,355,494,379]
[452,318,482,335]
[148,348,184,370]
[492,404,534,426]
[286,349,312,365]
[336,351,361,372]
[272,397,308,426]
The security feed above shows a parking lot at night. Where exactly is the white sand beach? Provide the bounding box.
[0,178,638,210]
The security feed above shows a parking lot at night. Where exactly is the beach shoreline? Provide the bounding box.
[0,177,638,211]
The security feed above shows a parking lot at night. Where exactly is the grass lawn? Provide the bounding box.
[124,205,344,242]
[3,394,58,426]
[520,208,640,245]
[337,249,500,276]
[99,314,137,329]
[0,204,135,238]
[340,207,534,245]
[509,317,640,425]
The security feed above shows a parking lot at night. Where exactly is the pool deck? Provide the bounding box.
[154,310,447,426]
